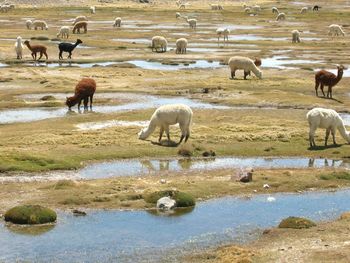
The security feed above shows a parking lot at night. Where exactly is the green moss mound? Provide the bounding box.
[4,205,57,225]
[144,190,195,207]
[278,216,316,229]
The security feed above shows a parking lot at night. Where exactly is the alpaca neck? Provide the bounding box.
[24,42,32,51]
[335,70,343,83]
[142,119,157,139]
[337,121,350,142]
[73,41,80,49]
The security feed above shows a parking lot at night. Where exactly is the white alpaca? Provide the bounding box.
[216,28,230,43]
[307,108,350,147]
[228,56,262,79]
[272,7,279,14]
[244,7,251,13]
[25,19,32,29]
[276,12,286,21]
[176,38,187,54]
[151,36,167,52]
[113,17,121,27]
[57,26,70,38]
[32,20,48,30]
[183,16,196,29]
[176,12,181,18]
[138,104,193,144]
[210,4,223,10]
[328,24,345,37]
[90,6,96,14]
[72,16,87,25]
[300,7,308,14]
[291,29,301,43]
[14,36,24,59]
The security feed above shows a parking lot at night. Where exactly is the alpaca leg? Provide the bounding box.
[89,95,93,109]
[320,84,325,97]
[309,127,316,147]
[78,99,82,110]
[38,52,43,60]
[44,52,48,60]
[231,69,236,79]
[331,128,337,145]
[31,52,35,60]
[165,126,170,141]
[159,127,164,142]
[325,128,331,146]
[185,126,190,142]
[83,97,88,109]
[328,86,333,99]
[59,50,63,60]
[68,52,72,59]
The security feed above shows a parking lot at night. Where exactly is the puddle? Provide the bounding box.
[0,93,229,124]
[204,35,321,42]
[262,56,323,69]
[8,59,224,70]
[76,120,149,130]
[0,63,8,68]
[128,60,222,70]
[72,157,350,180]
[112,38,150,44]
[1,189,350,262]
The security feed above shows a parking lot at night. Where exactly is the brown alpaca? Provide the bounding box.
[244,58,262,80]
[73,21,88,34]
[23,40,48,60]
[315,65,344,98]
[66,78,96,110]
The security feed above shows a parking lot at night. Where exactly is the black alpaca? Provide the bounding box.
[313,5,321,11]
[58,39,82,59]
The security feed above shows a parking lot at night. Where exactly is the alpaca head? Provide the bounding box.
[23,40,30,45]
[76,39,83,45]
[66,96,76,109]
[254,58,262,67]
[138,128,147,140]
[256,70,262,79]
[16,36,22,42]
[337,65,345,76]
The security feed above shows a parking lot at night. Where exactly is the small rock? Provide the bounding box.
[278,216,316,229]
[253,190,257,193]
[156,197,176,210]
[263,229,271,235]
[72,209,87,216]
[263,184,270,189]
[160,179,167,184]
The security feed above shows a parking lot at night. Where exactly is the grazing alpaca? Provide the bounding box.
[58,39,82,59]
[23,40,48,60]
[314,65,344,98]
[307,108,350,147]
[182,16,196,29]
[66,78,96,110]
[14,36,24,59]
[228,56,262,79]
[57,26,70,39]
[73,21,87,34]
[113,17,121,27]
[138,104,193,144]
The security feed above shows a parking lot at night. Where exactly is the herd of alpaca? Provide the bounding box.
[8,3,350,148]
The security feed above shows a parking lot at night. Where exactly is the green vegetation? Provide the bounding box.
[4,205,57,225]
[278,216,316,229]
[320,171,350,181]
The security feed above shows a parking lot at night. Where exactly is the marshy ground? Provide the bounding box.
[1,0,350,262]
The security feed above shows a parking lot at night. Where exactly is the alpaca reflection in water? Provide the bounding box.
[308,158,337,167]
